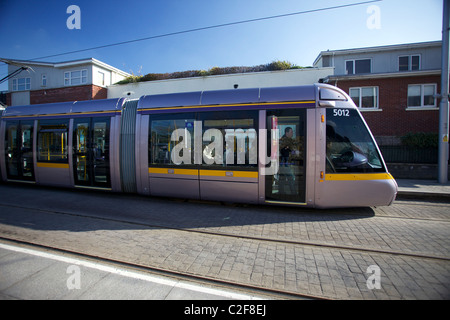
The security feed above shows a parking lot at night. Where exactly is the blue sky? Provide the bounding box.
[0,0,444,91]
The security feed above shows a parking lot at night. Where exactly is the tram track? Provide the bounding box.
[1,198,450,300]
[0,201,449,262]
[0,236,325,300]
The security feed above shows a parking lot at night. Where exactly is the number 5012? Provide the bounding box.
[333,109,350,117]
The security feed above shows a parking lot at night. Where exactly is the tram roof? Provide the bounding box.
[1,84,349,118]
[2,98,125,118]
[137,85,318,110]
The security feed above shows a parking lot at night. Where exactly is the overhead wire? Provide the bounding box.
[23,0,381,61]
[0,67,30,85]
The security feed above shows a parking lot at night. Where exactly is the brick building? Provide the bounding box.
[313,41,444,145]
[1,58,129,106]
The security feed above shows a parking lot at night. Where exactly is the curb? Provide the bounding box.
[396,190,450,201]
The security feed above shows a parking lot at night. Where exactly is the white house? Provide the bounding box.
[1,57,130,106]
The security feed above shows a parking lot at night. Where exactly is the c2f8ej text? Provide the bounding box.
[184,304,266,317]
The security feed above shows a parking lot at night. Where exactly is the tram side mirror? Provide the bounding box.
[319,100,335,107]
[333,151,368,168]
[319,87,347,101]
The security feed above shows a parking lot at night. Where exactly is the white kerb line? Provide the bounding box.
[0,242,264,300]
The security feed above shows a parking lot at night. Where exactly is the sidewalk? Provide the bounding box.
[396,179,450,200]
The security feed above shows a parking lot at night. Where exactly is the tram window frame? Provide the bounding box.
[149,112,196,168]
[37,119,69,163]
[265,108,307,203]
[148,110,259,170]
[4,121,19,177]
[325,108,385,173]
[198,110,258,170]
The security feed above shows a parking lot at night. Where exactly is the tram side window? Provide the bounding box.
[150,113,196,165]
[37,119,69,163]
[199,111,258,168]
[325,109,385,173]
[4,121,19,176]
[149,111,258,168]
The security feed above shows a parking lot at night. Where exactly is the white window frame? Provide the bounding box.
[345,58,372,75]
[98,71,105,86]
[41,74,47,87]
[406,83,437,110]
[349,86,379,111]
[64,69,88,86]
[398,54,421,71]
[12,77,31,91]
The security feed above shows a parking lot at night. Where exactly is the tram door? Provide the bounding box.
[265,110,306,204]
[4,120,34,181]
[73,117,111,188]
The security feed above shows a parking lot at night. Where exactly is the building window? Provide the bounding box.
[407,84,437,108]
[64,70,87,86]
[345,59,371,74]
[41,74,47,87]
[349,87,379,109]
[12,78,31,91]
[98,71,105,86]
[399,55,420,71]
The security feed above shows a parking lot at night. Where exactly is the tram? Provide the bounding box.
[0,83,397,208]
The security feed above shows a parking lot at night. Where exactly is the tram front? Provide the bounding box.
[314,84,398,208]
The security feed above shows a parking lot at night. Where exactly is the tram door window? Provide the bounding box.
[73,117,111,188]
[4,120,34,181]
[265,110,306,203]
[37,120,69,163]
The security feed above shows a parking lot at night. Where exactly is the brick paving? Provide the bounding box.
[0,183,449,299]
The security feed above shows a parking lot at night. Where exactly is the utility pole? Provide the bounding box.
[438,0,450,183]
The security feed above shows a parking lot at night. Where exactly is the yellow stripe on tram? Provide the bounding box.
[140,100,315,112]
[325,173,394,181]
[2,110,121,119]
[37,162,70,169]
[148,168,258,179]
[148,168,198,176]
[199,170,258,178]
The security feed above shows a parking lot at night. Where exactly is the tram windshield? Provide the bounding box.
[326,108,385,173]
